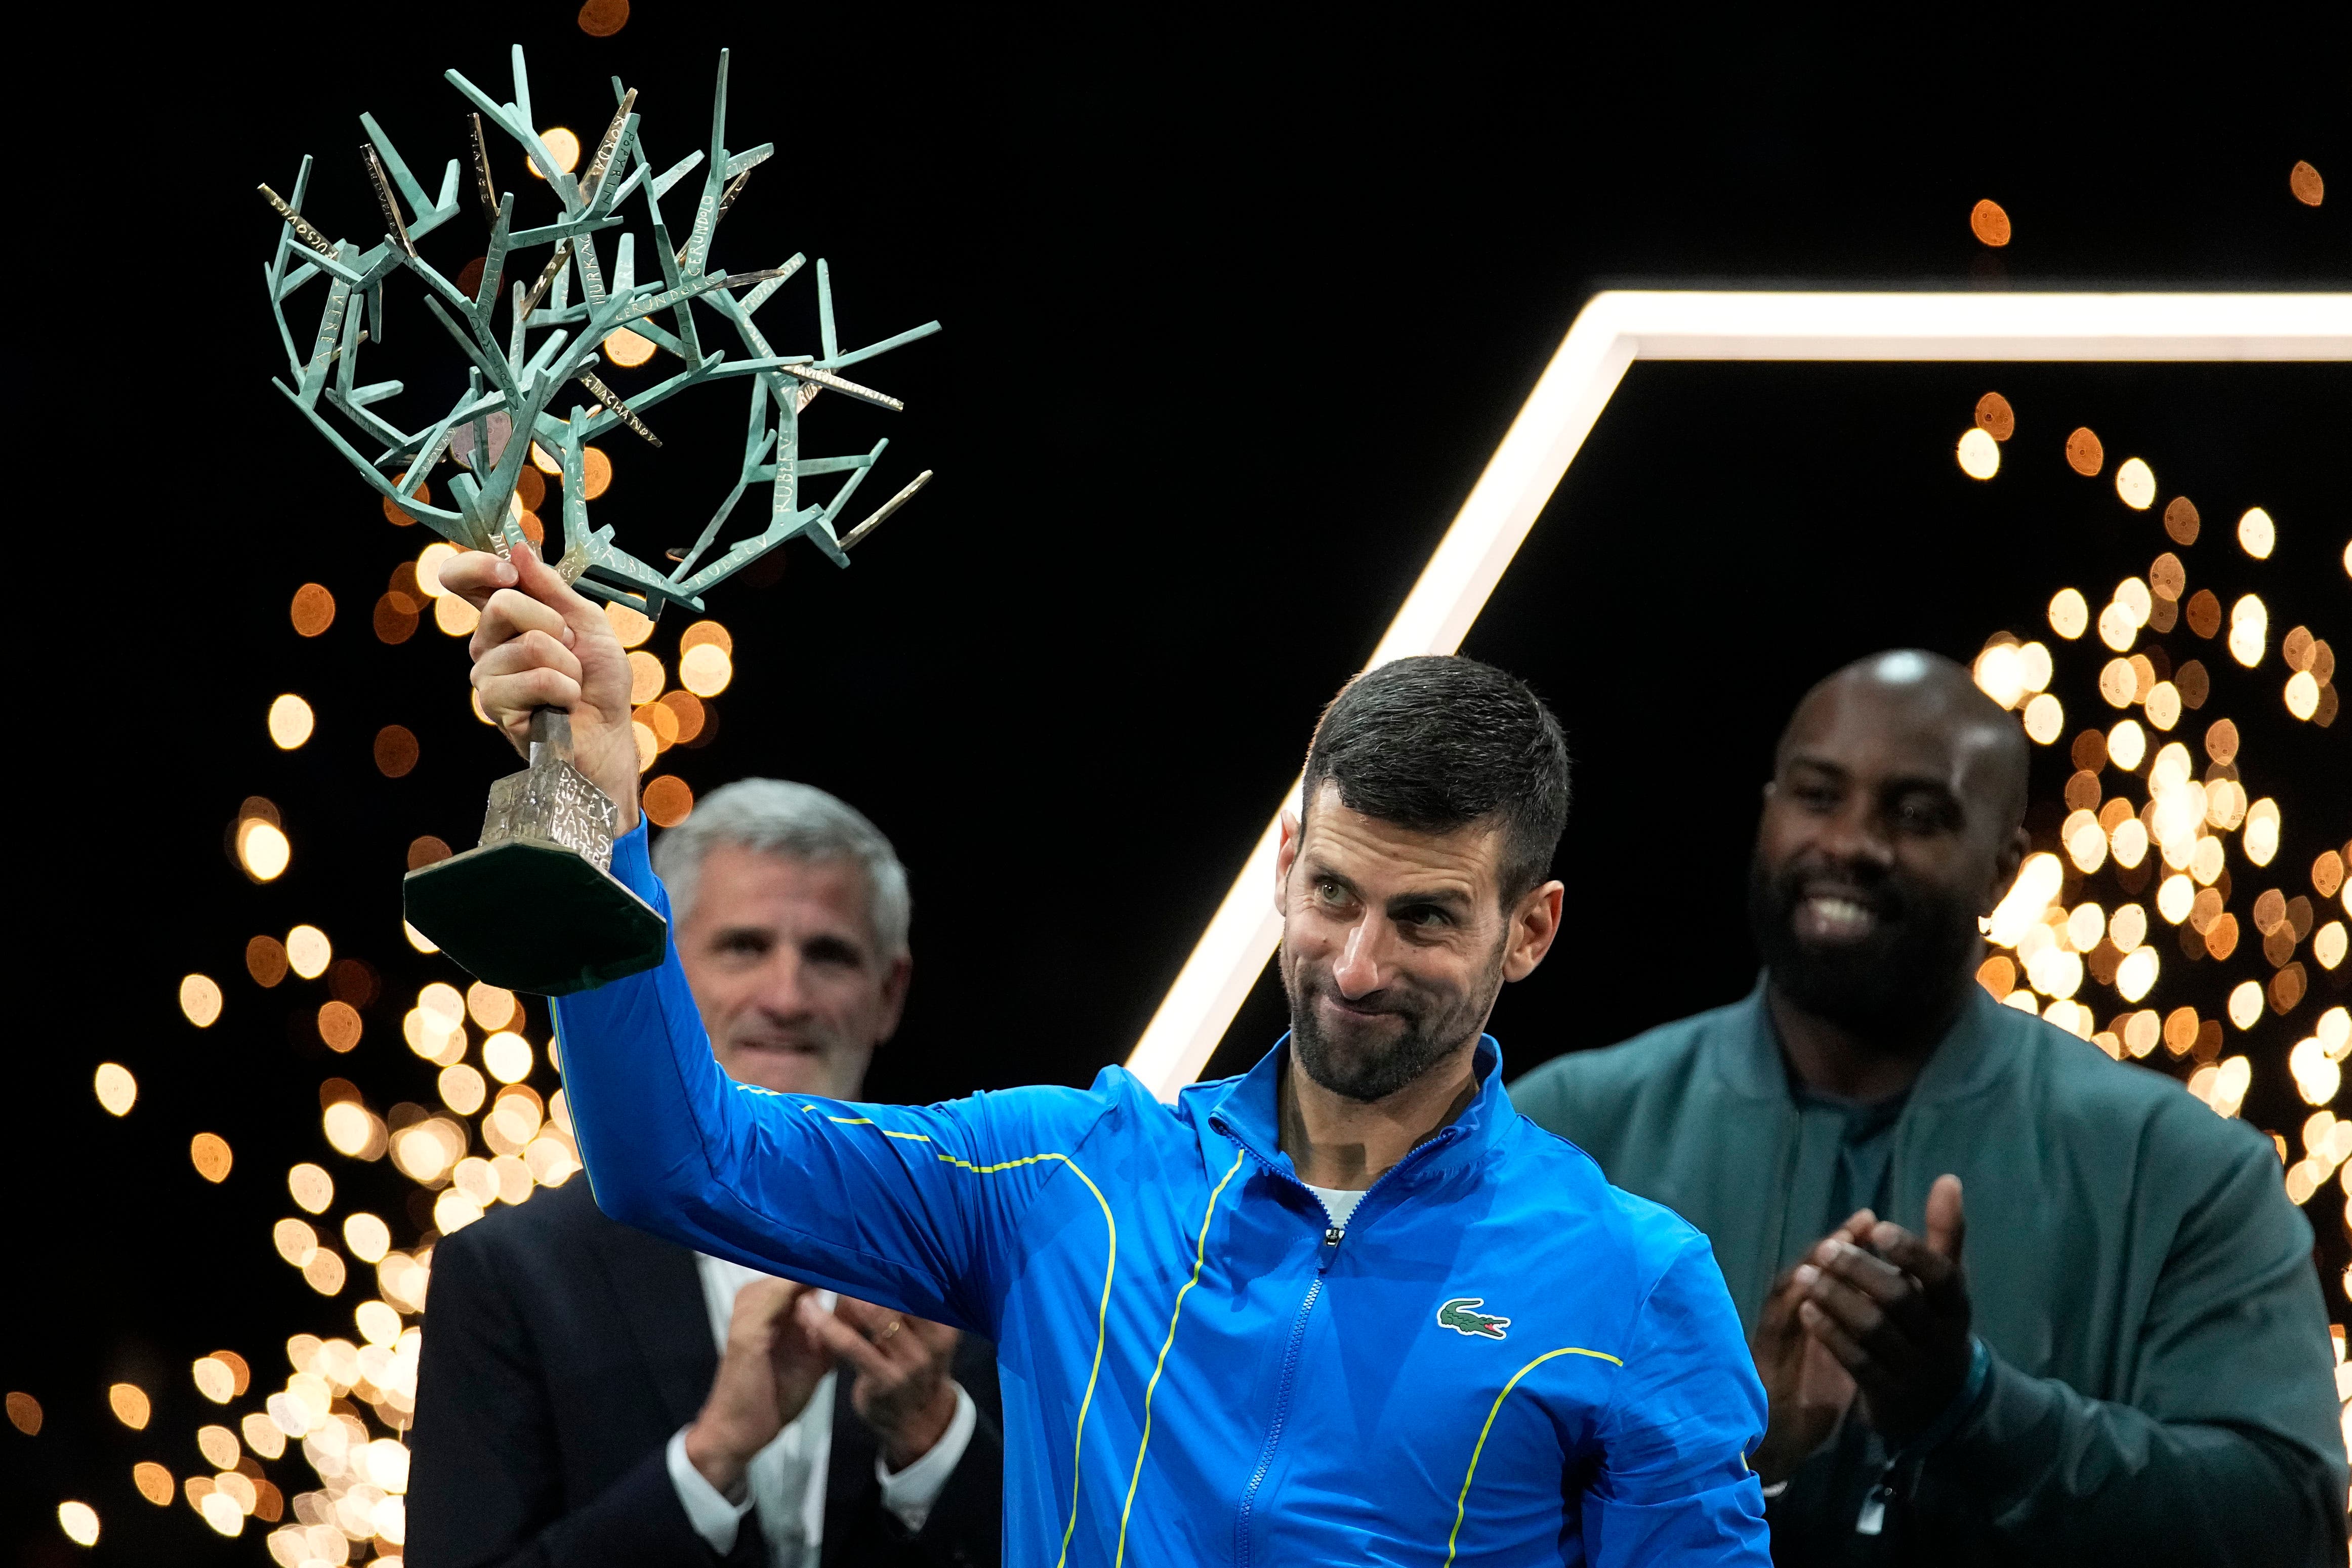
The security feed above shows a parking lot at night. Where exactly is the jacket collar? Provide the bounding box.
[1199,1032,1513,1189]
[1717,972,2016,1106]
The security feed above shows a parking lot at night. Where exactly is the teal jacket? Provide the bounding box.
[1508,981,2346,1565]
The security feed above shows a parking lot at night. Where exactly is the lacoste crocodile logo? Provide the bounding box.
[1436,1297,1511,1340]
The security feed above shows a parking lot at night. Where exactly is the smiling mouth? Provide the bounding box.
[1793,892,1883,944]
[1317,991,1404,1024]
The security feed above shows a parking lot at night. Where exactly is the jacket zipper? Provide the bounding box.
[1225,1124,1461,1565]
[1234,1270,1323,1567]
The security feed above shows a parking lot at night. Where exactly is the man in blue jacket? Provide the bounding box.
[441,545,1770,1565]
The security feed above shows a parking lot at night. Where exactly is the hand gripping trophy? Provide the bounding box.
[261,46,936,995]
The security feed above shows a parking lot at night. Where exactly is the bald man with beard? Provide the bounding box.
[1511,650,2345,1565]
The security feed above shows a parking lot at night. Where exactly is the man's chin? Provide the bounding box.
[719,1042,841,1098]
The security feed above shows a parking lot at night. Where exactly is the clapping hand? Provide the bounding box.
[800,1295,963,1472]
[1749,1208,1870,1484]
[684,1279,838,1496]
[1793,1174,1973,1446]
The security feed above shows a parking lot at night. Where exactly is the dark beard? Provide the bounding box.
[1283,945,1502,1103]
[1747,850,1981,1034]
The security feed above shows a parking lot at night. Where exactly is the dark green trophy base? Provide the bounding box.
[403,839,668,996]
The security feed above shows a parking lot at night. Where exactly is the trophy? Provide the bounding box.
[262,47,936,995]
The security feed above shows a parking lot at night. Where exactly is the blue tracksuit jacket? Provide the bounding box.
[553,824,1769,1564]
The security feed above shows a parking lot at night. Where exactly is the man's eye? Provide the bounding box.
[1316,879,1348,903]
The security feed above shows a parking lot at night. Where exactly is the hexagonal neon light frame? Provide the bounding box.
[1126,288,2352,1098]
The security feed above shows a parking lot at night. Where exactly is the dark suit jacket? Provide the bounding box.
[407,1178,1002,1568]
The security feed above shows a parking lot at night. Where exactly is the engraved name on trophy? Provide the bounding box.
[262,46,937,994]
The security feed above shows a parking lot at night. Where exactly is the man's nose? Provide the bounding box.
[1815,800,1897,870]
[754,950,814,1016]
[1331,917,1390,998]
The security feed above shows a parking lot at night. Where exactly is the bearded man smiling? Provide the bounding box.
[1512,650,2345,1566]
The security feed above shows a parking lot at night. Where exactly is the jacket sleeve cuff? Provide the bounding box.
[665,1426,752,1554]
[612,816,657,897]
[875,1382,978,1533]
[1894,1335,1991,1462]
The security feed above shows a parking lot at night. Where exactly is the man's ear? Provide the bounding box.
[1502,880,1566,983]
[1274,808,1302,917]
[1982,825,2032,917]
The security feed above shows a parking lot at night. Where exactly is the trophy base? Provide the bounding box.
[403,838,668,996]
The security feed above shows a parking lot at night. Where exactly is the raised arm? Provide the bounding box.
[442,548,1106,1333]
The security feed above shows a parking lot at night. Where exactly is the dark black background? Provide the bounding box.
[10,6,2347,1562]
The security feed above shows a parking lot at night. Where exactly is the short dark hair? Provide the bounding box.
[1301,655,1571,904]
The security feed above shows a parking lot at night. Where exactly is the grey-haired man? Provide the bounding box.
[409,780,1001,1568]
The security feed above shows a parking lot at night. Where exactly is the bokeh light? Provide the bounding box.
[375,725,421,778]
[438,1063,487,1117]
[2244,798,2282,866]
[2291,160,2326,206]
[268,694,315,750]
[2239,507,2277,560]
[530,126,582,177]
[178,972,222,1026]
[288,584,335,638]
[2230,594,2268,668]
[1973,391,2014,440]
[343,1212,392,1265]
[604,326,654,366]
[482,1031,535,1084]
[93,1063,136,1117]
[627,650,666,705]
[2066,427,2103,477]
[108,1383,149,1429]
[238,818,291,882]
[57,1502,99,1546]
[322,1101,377,1159]
[644,775,696,827]
[605,601,655,648]
[133,1461,172,1505]
[2107,718,2147,772]
[318,1001,363,1053]
[197,1423,239,1469]
[2114,457,2155,510]
[190,1133,233,1184]
[286,925,332,980]
[2047,589,2087,640]
[467,982,518,1030]
[287,1163,333,1214]
[2164,496,2201,545]
[680,641,733,697]
[580,0,630,34]
[1969,198,2011,246]
[1957,427,1999,479]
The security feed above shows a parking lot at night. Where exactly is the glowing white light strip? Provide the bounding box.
[1124,289,2352,1100]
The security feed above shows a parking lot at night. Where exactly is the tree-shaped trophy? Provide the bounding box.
[262,46,936,995]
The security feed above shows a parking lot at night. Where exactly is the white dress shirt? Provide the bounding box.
[663,1253,977,1564]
